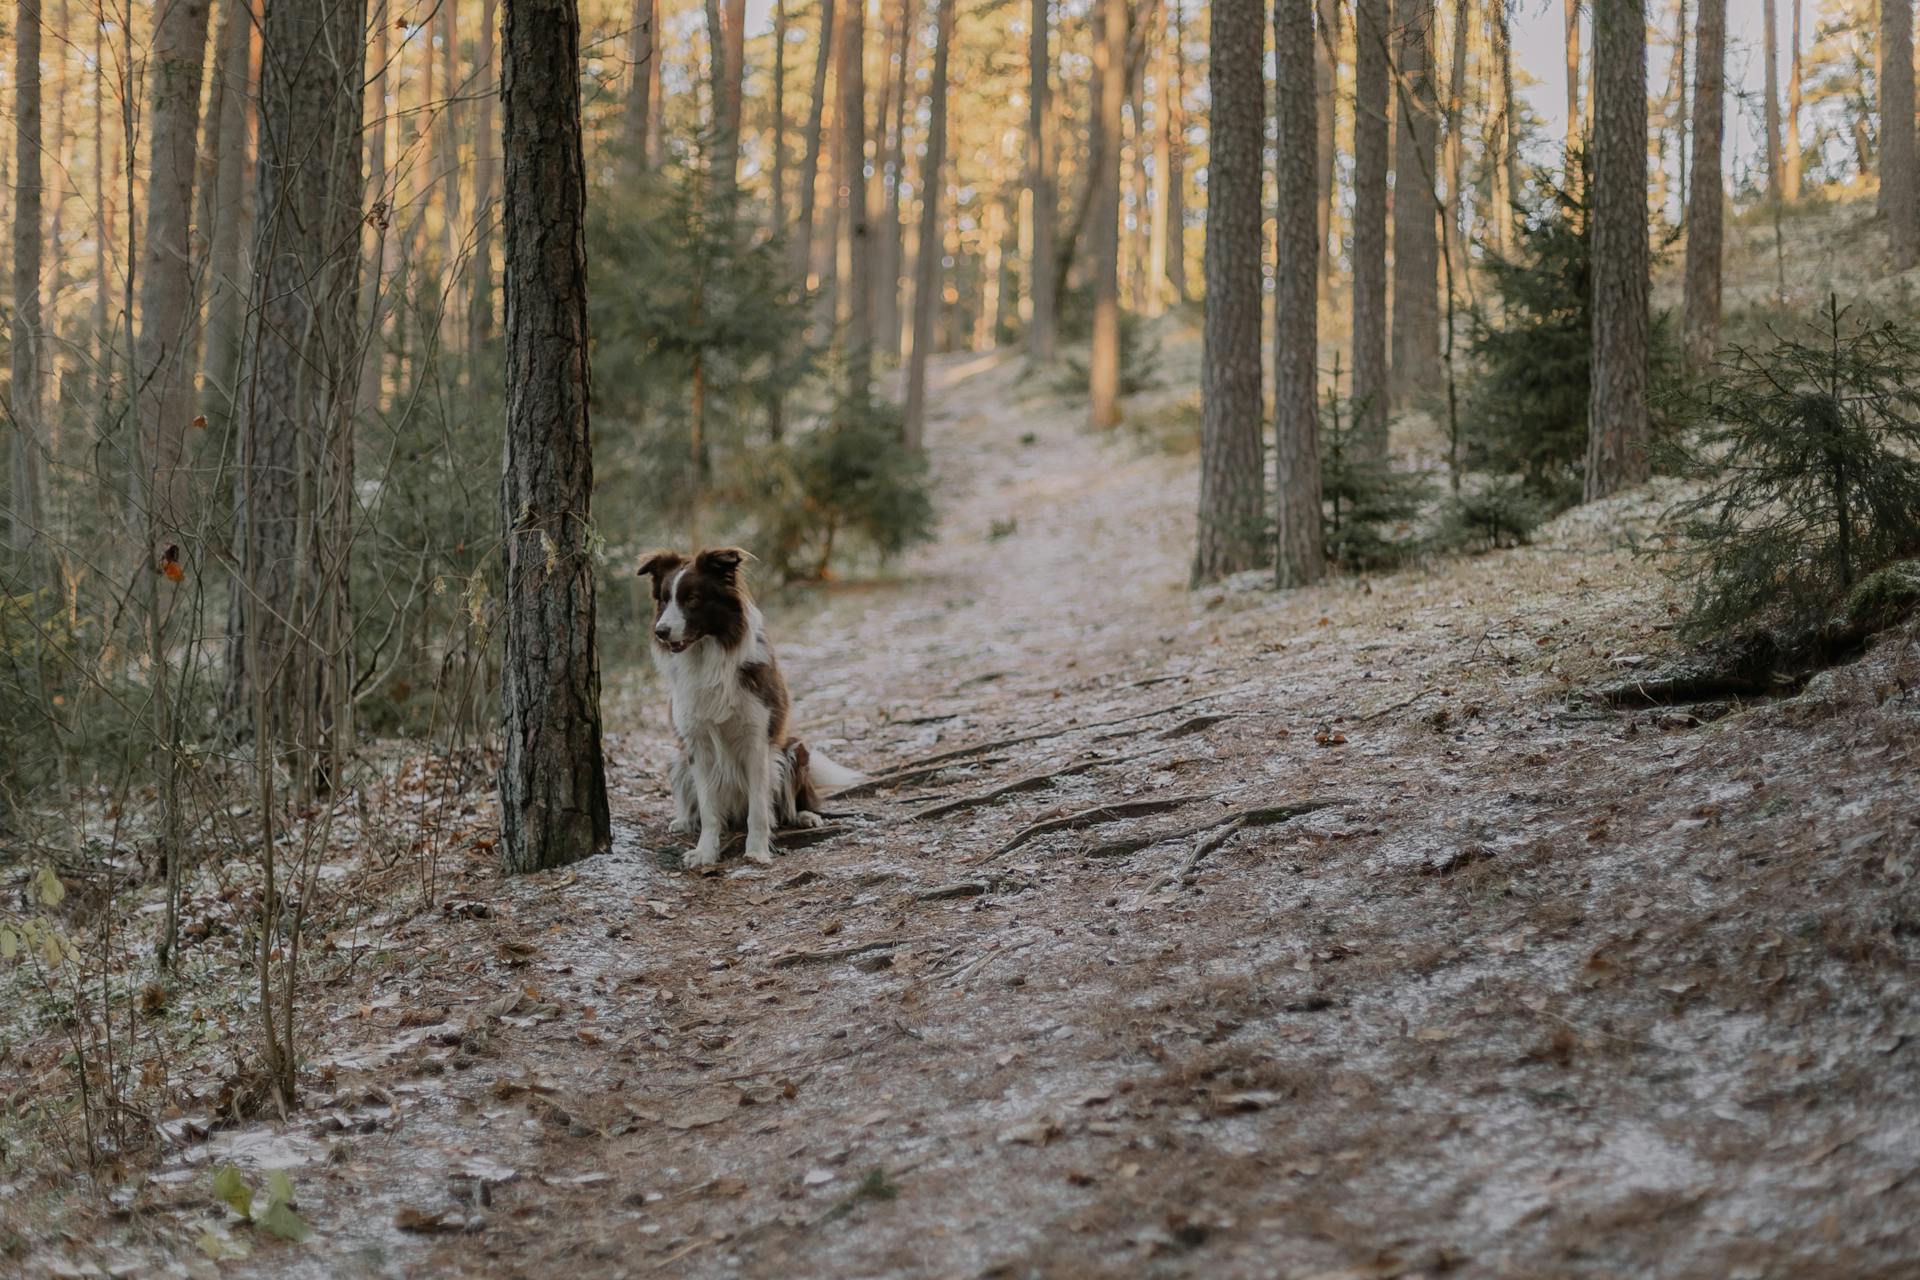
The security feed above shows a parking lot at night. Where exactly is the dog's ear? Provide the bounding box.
[636,550,686,582]
[695,547,752,580]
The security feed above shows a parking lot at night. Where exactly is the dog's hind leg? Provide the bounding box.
[785,741,826,828]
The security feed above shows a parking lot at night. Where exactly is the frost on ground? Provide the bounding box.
[5,344,1919,1280]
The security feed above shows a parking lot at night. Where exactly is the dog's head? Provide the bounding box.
[637,547,751,654]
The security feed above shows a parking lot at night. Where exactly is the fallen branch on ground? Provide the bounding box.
[770,937,927,969]
[974,793,1216,863]
[1156,712,1243,739]
[1083,798,1346,862]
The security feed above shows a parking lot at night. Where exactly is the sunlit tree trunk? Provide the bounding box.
[1165,1,1187,301]
[358,0,392,421]
[1784,0,1802,198]
[707,0,748,196]
[773,0,789,221]
[133,0,213,554]
[10,0,45,556]
[1147,10,1174,314]
[1314,0,1340,308]
[793,0,836,289]
[1884,0,1917,269]
[440,0,465,354]
[1563,0,1581,171]
[904,0,955,448]
[1444,0,1469,298]
[1682,0,1724,368]
[499,0,611,874]
[1489,0,1517,252]
[879,0,916,358]
[1585,0,1650,501]
[1351,0,1390,456]
[836,0,872,399]
[1275,0,1323,588]
[1087,0,1127,429]
[1391,0,1440,403]
[1191,0,1264,584]
[471,0,500,352]
[1763,0,1781,202]
[627,0,655,170]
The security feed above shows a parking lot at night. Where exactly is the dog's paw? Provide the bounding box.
[743,838,775,866]
[793,811,826,829]
[685,840,721,870]
[668,817,694,836]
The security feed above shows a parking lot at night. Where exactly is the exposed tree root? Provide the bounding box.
[1157,712,1242,739]
[1082,798,1345,861]
[833,755,1013,800]
[770,937,924,969]
[912,758,1106,820]
[975,793,1217,863]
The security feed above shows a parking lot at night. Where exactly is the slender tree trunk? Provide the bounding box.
[1784,0,1802,198]
[709,0,749,196]
[1653,0,1685,220]
[879,0,916,358]
[836,0,872,398]
[1027,0,1057,360]
[1314,0,1340,307]
[91,6,111,400]
[1192,0,1265,584]
[1391,0,1440,403]
[134,0,214,554]
[904,0,955,448]
[1276,0,1323,587]
[203,0,257,421]
[773,0,789,222]
[1585,0,1650,501]
[793,0,836,288]
[499,0,611,874]
[1148,10,1173,314]
[359,0,392,421]
[440,0,464,345]
[1563,0,1581,166]
[1489,0,1517,251]
[471,0,500,352]
[1683,0,1725,367]
[1087,0,1128,429]
[1127,18,1152,312]
[1884,0,1917,269]
[230,0,366,797]
[1351,0,1390,456]
[1165,2,1187,300]
[10,0,45,555]
[1675,0,1688,204]
[868,0,903,346]
[1444,0,1469,297]
[627,0,655,170]
[1763,0,1781,202]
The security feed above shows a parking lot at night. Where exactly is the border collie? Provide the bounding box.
[637,548,859,868]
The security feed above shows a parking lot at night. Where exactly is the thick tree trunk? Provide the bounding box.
[1314,0,1339,307]
[708,0,748,197]
[1784,0,1802,198]
[627,0,655,170]
[471,0,500,352]
[903,0,955,449]
[499,0,611,874]
[1585,0,1650,501]
[10,0,44,555]
[230,0,366,796]
[1025,0,1055,360]
[1391,0,1440,403]
[203,0,258,422]
[1087,0,1127,429]
[1275,0,1323,588]
[1191,0,1265,585]
[1350,0,1390,456]
[1763,0,1781,202]
[1884,0,1917,269]
[793,0,836,289]
[1682,0,1724,367]
[133,0,214,554]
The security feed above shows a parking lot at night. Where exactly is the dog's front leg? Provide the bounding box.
[686,741,726,869]
[743,739,774,866]
[668,750,698,835]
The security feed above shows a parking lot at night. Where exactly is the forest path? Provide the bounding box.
[103,345,1920,1279]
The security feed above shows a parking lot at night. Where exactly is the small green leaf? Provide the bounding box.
[35,866,65,907]
[212,1165,253,1219]
[197,1227,251,1260]
[39,930,63,969]
[0,925,18,959]
[257,1200,313,1243]
[264,1169,295,1210]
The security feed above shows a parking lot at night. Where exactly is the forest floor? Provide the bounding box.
[7,319,1920,1279]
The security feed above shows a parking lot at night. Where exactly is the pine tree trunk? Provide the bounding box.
[230,0,366,796]
[499,0,611,874]
[1784,0,1802,198]
[1351,0,1390,456]
[1087,0,1127,429]
[793,0,836,289]
[1191,0,1265,584]
[1683,0,1725,367]
[203,0,257,422]
[1027,0,1057,359]
[1884,0,1918,269]
[1275,0,1324,588]
[773,0,789,222]
[471,0,500,352]
[1653,0,1685,220]
[627,0,655,170]
[1314,0,1339,308]
[358,0,391,422]
[879,0,915,359]
[91,9,111,400]
[133,0,213,555]
[1165,3,1187,301]
[1763,0,1781,202]
[1490,0,1517,252]
[904,0,955,449]
[1585,0,1651,501]
[711,0,748,197]
[10,0,44,555]
[1127,26,1152,313]
[837,0,872,396]
[1675,0,1688,202]
[1563,0,1581,166]
[1444,0,1469,297]
[440,0,464,345]
[1391,0,1440,403]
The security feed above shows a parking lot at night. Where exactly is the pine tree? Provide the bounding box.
[1683,0,1725,368]
[1884,0,1917,269]
[1391,0,1441,403]
[1088,0,1128,429]
[1351,0,1391,457]
[1275,0,1323,586]
[904,0,955,449]
[9,0,45,556]
[1584,0,1650,501]
[1027,0,1056,360]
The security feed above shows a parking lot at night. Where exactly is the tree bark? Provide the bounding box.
[1087,0,1128,429]
[440,0,464,339]
[1585,0,1650,501]
[9,0,44,555]
[1884,0,1918,269]
[1763,0,1781,202]
[627,0,655,170]
[1489,0,1517,252]
[1275,0,1323,588]
[204,0,259,422]
[1784,0,1802,198]
[230,0,366,796]
[773,0,789,222]
[1314,0,1339,307]
[1025,0,1056,359]
[1563,0,1581,167]
[903,0,955,449]
[879,0,916,358]
[1682,0,1724,368]
[708,0,749,197]
[1444,0,1469,297]
[134,0,214,554]
[499,0,611,873]
[1127,14,1153,313]
[1653,0,1686,220]
[1391,0,1440,403]
[793,0,836,289]
[358,0,392,422]
[1164,0,1187,300]
[1147,7,1174,314]
[836,0,872,397]
[1191,0,1265,584]
[471,0,500,352]
[1350,0,1390,456]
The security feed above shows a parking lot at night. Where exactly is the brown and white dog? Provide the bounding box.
[637,548,859,868]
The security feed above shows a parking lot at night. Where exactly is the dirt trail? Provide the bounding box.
[21,345,1920,1279]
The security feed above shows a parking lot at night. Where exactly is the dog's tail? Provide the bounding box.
[805,748,865,793]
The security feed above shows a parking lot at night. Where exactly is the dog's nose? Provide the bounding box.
[654,625,671,641]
